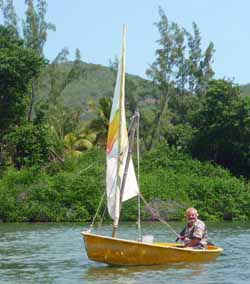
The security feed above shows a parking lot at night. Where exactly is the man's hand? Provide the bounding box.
[180,235,186,241]
[176,234,186,242]
[185,237,201,247]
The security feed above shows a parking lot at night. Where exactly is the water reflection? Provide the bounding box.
[83,261,210,284]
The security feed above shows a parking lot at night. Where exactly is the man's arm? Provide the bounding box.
[185,237,201,247]
[175,227,186,242]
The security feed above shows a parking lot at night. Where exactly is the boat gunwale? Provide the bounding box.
[81,231,223,253]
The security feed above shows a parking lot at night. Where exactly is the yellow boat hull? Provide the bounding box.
[82,232,223,266]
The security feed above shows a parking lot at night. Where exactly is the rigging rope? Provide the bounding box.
[87,190,106,232]
[86,112,179,239]
[136,112,142,241]
[139,193,178,237]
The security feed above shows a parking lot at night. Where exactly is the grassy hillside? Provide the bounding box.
[240,83,250,96]
[38,60,250,109]
[36,61,154,119]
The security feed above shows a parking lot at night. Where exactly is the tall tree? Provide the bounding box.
[22,0,55,120]
[46,47,70,105]
[0,0,18,34]
[185,23,214,96]
[146,7,186,150]
[146,7,215,150]
[22,0,55,54]
[0,25,44,165]
[37,48,84,141]
[1,1,55,120]
[191,79,250,177]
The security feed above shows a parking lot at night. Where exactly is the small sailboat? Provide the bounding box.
[81,26,223,266]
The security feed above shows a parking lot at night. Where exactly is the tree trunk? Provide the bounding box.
[28,80,35,121]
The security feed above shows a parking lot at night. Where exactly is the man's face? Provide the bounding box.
[186,210,198,225]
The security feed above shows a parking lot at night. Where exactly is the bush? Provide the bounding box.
[4,122,58,169]
[139,145,250,221]
[0,146,249,222]
[0,149,105,222]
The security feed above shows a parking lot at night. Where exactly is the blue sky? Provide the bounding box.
[2,0,250,84]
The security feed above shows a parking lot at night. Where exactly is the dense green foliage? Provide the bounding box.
[4,121,58,168]
[0,150,105,222]
[139,145,250,221]
[0,25,44,137]
[191,80,250,177]
[1,2,250,223]
[0,147,249,222]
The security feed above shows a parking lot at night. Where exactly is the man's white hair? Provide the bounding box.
[186,207,198,216]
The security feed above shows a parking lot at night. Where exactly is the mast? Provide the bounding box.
[112,112,139,237]
[107,26,139,238]
[112,25,126,237]
[119,112,139,204]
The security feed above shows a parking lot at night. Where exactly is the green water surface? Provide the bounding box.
[0,222,249,284]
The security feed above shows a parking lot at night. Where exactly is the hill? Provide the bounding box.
[36,61,250,126]
[240,83,250,96]
[36,61,155,119]
[38,60,250,106]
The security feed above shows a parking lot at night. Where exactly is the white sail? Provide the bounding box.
[106,26,139,221]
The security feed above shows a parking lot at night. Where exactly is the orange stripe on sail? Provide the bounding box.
[107,110,120,154]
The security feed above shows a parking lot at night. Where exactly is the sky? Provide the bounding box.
[2,0,250,85]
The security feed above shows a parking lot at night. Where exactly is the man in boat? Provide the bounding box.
[178,207,208,249]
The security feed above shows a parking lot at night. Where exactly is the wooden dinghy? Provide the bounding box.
[82,232,223,266]
[82,26,223,266]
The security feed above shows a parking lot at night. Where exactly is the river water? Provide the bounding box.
[0,222,250,284]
